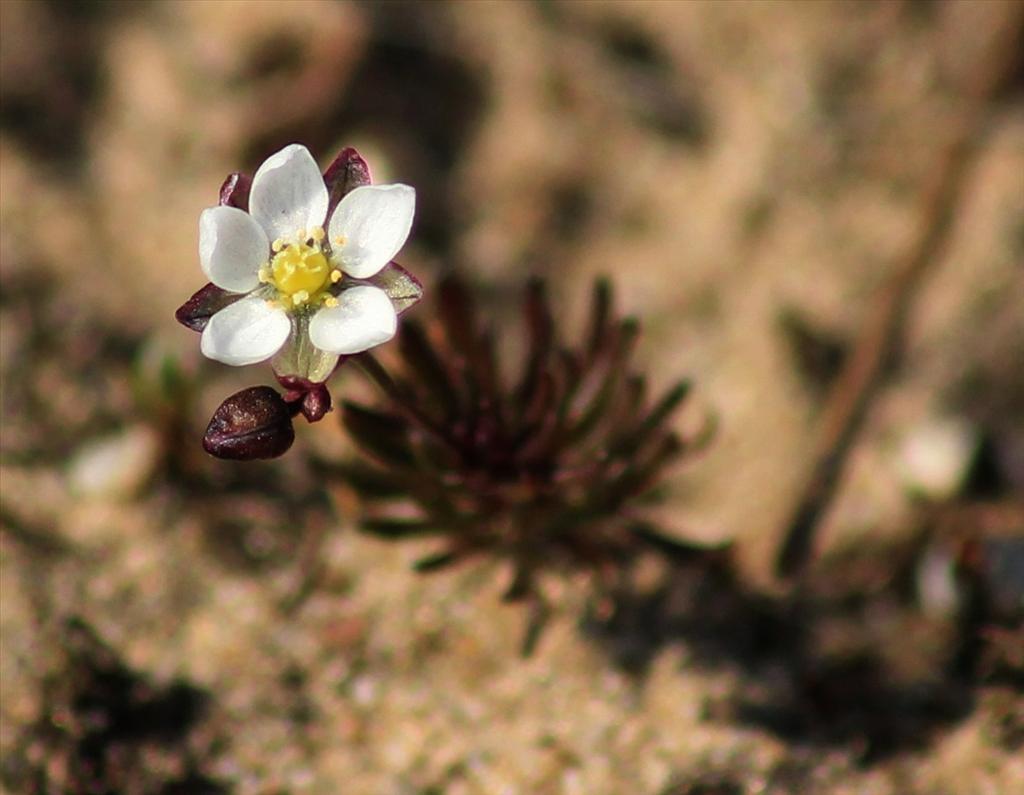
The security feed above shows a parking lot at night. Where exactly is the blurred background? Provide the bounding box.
[1,1,1022,793]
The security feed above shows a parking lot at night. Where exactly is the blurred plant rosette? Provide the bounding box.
[325,275,715,650]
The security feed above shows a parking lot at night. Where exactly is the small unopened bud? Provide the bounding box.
[277,375,333,423]
[203,386,295,460]
[300,383,332,423]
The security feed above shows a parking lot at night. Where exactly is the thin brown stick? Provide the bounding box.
[775,7,1024,579]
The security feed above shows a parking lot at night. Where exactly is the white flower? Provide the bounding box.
[197,144,416,379]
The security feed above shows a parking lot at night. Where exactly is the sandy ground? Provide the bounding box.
[1,1,1022,793]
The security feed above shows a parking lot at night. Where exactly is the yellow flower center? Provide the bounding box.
[273,242,328,295]
[259,226,342,309]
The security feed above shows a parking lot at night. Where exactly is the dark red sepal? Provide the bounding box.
[277,375,334,423]
[203,386,297,460]
[219,172,252,210]
[324,148,372,215]
[175,282,242,332]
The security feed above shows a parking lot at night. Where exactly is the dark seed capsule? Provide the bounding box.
[203,386,295,460]
[276,375,334,424]
[300,383,332,423]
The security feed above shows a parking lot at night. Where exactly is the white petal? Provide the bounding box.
[199,206,268,292]
[308,285,397,354]
[328,184,415,279]
[200,294,291,366]
[249,144,329,243]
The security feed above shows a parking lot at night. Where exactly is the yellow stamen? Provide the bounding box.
[269,240,329,304]
[259,228,338,310]
[323,295,339,308]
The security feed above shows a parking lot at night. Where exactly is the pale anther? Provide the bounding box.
[330,269,342,283]
[271,239,284,253]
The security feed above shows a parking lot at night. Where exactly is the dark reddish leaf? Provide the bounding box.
[614,380,691,457]
[514,278,555,408]
[341,402,416,469]
[521,598,551,657]
[312,462,408,498]
[565,319,639,442]
[513,371,558,450]
[397,320,460,417]
[604,434,684,505]
[438,275,481,364]
[585,278,613,362]
[361,517,439,538]
[413,548,467,572]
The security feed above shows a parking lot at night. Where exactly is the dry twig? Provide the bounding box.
[776,6,1024,578]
